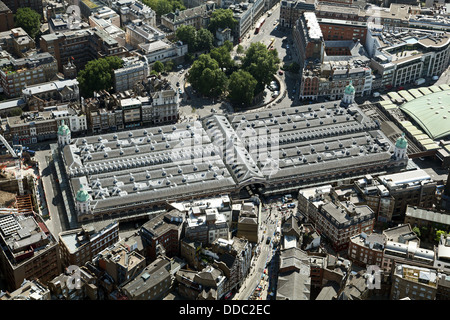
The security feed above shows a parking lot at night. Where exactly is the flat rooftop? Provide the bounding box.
[378,169,432,188]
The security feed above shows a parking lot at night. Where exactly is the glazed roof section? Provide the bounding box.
[399,90,450,140]
[203,115,265,185]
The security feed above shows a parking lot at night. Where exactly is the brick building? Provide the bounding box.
[348,232,384,267]
[0,52,58,98]
[279,0,316,29]
[317,18,367,43]
[40,27,129,73]
[0,1,14,32]
[58,222,119,268]
[140,210,185,261]
[298,184,375,251]
[0,213,61,291]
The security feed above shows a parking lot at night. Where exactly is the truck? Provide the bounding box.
[415,78,425,86]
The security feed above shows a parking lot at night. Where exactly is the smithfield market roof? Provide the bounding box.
[223,102,395,184]
[399,90,450,140]
[63,121,237,215]
[62,101,400,218]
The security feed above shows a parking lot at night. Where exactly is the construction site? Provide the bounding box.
[0,134,40,218]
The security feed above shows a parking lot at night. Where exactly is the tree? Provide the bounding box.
[284,61,300,74]
[156,0,172,16]
[14,8,41,39]
[210,45,234,71]
[195,28,214,52]
[187,54,227,97]
[8,107,23,117]
[208,8,237,34]
[435,230,447,243]
[223,40,233,52]
[165,60,174,72]
[104,56,123,70]
[228,70,257,106]
[198,67,228,97]
[236,44,244,55]
[77,56,124,97]
[141,0,185,16]
[153,61,165,73]
[176,25,197,53]
[412,226,421,238]
[241,42,280,93]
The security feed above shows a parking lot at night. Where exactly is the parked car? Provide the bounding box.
[272,91,279,98]
[269,83,278,91]
[278,70,284,75]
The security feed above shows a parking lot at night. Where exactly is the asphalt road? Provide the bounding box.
[234,201,277,300]
[234,196,299,300]
[35,149,66,237]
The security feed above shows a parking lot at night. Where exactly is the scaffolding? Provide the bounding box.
[0,134,23,196]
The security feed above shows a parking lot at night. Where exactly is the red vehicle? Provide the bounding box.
[255,17,265,34]
[278,70,284,75]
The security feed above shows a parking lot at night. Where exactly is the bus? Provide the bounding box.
[255,17,265,34]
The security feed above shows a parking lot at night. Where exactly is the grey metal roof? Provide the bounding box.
[62,101,399,218]
[63,120,237,216]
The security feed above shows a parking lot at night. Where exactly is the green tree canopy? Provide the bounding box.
[153,60,165,73]
[435,230,447,243]
[175,25,197,52]
[241,42,280,92]
[164,60,174,72]
[210,45,234,71]
[156,0,172,16]
[283,61,300,74]
[223,40,233,52]
[187,54,227,98]
[77,56,124,97]
[412,226,421,238]
[195,28,214,52]
[176,26,214,53]
[14,8,41,39]
[141,0,185,16]
[228,70,257,106]
[208,8,237,34]
[8,107,23,117]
